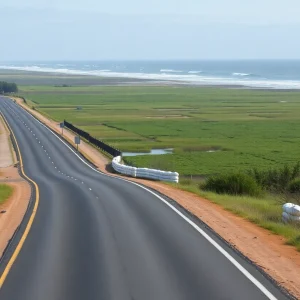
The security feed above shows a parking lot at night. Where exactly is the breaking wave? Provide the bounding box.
[0,65,300,89]
[160,69,183,73]
[232,72,252,77]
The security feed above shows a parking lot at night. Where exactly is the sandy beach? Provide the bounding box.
[1,69,299,90]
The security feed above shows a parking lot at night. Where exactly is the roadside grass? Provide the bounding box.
[0,184,13,205]
[173,179,300,251]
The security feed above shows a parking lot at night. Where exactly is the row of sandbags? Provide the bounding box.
[112,156,137,177]
[282,203,300,223]
[136,168,179,182]
[112,156,179,183]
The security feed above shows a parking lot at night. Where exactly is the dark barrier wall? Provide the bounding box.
[64,120,121,157]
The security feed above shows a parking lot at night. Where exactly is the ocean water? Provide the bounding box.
[1,60,300,89]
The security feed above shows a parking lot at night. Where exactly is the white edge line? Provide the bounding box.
[8,99,277,300]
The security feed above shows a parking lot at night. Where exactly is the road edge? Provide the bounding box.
[0,114,16,165]
[0,112,39,289]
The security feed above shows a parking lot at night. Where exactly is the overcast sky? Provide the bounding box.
[1,0,300,60]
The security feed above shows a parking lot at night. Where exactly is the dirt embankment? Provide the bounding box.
[0,116,14,168]
[12,96,300,299]
[0,115,31,257]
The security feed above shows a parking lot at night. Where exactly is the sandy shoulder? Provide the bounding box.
[0,116,13,168]
[0,168,31,257]
[0,111,31,257]
[12,96,300,298]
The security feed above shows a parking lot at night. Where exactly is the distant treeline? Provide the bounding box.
[0,81,18,93]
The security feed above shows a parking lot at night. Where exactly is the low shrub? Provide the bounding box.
[249,162,300,192]
[203,173,262,197]
[288,178,300,193]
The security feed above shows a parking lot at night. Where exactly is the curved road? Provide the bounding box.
[0,97,290,300]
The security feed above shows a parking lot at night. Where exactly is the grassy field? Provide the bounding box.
[0,184,13,205]
[19,85,300,176]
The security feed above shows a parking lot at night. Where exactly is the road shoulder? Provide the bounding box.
[0,115,31,258]
[0,116,14,168]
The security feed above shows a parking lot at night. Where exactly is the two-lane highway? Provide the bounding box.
[0,97,291,299]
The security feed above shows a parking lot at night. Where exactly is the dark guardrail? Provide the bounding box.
[63,120,121,157]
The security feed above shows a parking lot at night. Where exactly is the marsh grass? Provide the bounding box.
[18,85,300,176]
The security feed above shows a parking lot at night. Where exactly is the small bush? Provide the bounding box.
[288,178,300,193]
[249,162,300,192]
[203,173,262,197]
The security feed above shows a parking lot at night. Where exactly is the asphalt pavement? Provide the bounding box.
[0,96,292,300]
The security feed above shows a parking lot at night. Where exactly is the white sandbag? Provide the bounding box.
[283,203,293,210]
[111,156,179,182]
[282,203,300,216]
[282,212,300,222]
[282,212,289,223]
[287,214,300,222]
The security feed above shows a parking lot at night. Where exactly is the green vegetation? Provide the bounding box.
[202,162,300,196]
[249,163,300,192]
[288,178,300,193]
[19,85,300,176]
[203,173,262,197]
[0,184,13,205]
[0,81,18,93]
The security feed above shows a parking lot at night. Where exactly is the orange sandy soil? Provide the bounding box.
[0,168,31,258]
[0,115,14,168]
[12,96,300,298]
[0,114,31,258]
